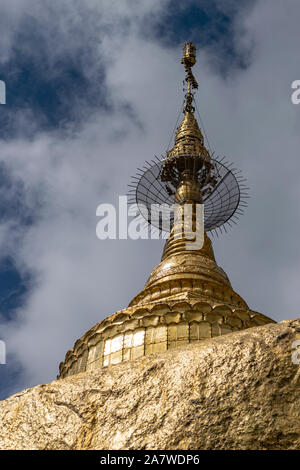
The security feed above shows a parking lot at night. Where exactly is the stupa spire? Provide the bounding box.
[181,41,198,109]
[58,43,274,380]
[167,43,209,159]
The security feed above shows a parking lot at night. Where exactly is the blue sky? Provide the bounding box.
[0,0,300,400]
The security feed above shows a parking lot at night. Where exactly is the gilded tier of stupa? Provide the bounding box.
[58,43,274,379]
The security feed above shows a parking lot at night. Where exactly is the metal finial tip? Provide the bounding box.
[181,42,198,107]
[182,42,196,67]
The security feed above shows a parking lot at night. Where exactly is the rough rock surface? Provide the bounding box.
[1,319,300,450]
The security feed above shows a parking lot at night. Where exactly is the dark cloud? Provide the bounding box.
[0,8,108,135]
[140,0,256,75]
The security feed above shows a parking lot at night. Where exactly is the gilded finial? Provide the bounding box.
[130,42,248,235]
[181,42,198,113]
[164,41,208,159]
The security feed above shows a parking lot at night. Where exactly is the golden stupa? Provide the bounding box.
[58,43,274,379]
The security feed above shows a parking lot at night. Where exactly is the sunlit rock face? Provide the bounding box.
[0,319,299,450]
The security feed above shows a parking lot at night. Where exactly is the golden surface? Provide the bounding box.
[3,320,299,450]
[167,111,210,158]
